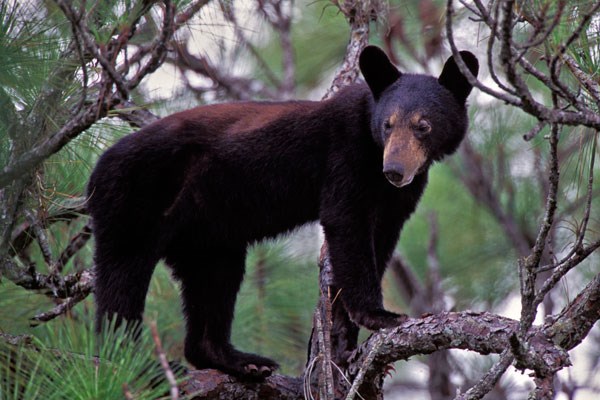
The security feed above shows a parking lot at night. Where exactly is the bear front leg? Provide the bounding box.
[168,247,279,380]
[323,223,408,330]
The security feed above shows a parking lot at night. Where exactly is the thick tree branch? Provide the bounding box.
[323,0,385,99]
[182,276,600,400]
[0,104,110,189]
[182,370,303,400]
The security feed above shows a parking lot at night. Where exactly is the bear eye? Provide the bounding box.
[383,119,392,131]
[414,119,431,135]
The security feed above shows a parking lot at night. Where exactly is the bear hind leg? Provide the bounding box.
[94,242,159,335]
[170,248,279,380]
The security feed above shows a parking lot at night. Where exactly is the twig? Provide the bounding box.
[170,42,277,100]
[175,0,210,27]
[519,120,560,333]
[123,383,135,400]
[112,100,160,128]
[0,101,101,183]
[53,224,92,274]
[128,0,176,88]
[150,322,179,400]
[535,237,600,303]
[9,196,87,258]
[447,0,522,107]
[345,333,384,400]
[314,301,335,400]
[54,0,130,99]
[0,332,36,347]
[1,255,95,300]
[312,242,336,400]
[447,0,600,129]
[426,213,445,313]
[523,120,547,141]
[257,0,295,98]
[454,351,514,400]
[30,292,88,324]
[221,3,282,90]
[322,1,383,99]
[547,132,597,268]
[0,0,179,189]
[563,54,600,105]
[458,141,531,256]
[24,209,54,269]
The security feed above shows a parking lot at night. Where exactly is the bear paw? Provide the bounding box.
[185,344,279,380]
[350,308,408,330]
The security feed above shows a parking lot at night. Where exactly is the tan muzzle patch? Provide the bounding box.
[383,129,427,188]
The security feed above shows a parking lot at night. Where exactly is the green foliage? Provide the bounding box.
[0,319,177,400]
[396,162,515,307]
[144,264,186,360]
[0,1,65,109]
[289,3,350,88]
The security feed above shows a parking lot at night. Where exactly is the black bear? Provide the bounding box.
[87,46,478,379]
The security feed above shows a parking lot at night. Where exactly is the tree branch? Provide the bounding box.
[181,370,303,400]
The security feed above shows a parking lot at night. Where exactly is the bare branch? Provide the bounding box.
[1,255,95,301]
[518,121,560,333]
[257,0,295,98]
[128,0,176,88]
[53,224,92,274]
[181,369,303,399]
[0,1,177,189]
[563,54,600,105]
[454,351,514,400]
[221,3,282,90]
[549,273,600,351]
[9,196,86,258]
[31,291,88,324]
[54,0,130,99]
[112,100,160,128]
[24,209,54,269]
[448,0,600,129]
[323,0,385,99]
[447,0,522,106]
[170,41,278,100]
[150,322,179,400]
[0,102,107,189]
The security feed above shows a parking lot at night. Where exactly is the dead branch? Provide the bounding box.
[181,370,304,400]
[323,0,385,99]
[182,273,600,400]
[151,322,180,400]
[447,0,600,129]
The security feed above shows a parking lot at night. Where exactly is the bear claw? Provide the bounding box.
[243,363,274,378]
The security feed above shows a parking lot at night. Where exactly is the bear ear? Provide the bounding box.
[438,51,479,104]
[359,45,402,100]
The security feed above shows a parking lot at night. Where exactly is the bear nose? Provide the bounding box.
[383,164,404,186]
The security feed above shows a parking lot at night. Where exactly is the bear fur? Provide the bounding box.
[87,46,478,379]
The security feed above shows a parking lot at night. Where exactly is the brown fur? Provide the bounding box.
[383,111,428,187]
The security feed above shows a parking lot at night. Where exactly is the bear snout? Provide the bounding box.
[383,164,413,187]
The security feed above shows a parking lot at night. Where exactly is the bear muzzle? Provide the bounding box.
[383,128,427,188]
[383,163,415,187]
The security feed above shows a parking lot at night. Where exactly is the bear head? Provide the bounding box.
[359,46,479,188]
